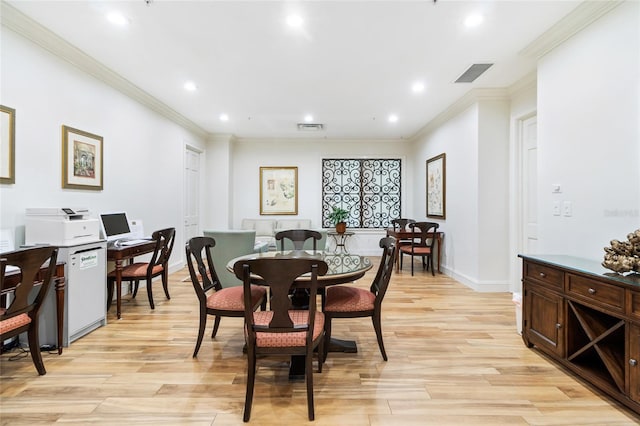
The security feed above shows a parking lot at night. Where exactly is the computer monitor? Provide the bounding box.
[99,212,132,241]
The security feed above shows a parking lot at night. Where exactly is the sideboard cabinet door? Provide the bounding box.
[524,282,564,357]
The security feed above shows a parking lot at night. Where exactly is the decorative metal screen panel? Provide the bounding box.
[322,159,401,229]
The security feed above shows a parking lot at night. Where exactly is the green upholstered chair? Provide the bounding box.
[202,230,257,288]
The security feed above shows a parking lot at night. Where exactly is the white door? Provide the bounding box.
[522,115,538,253]
[184,147,201,243]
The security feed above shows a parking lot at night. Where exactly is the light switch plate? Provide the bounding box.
[563,201,572,217]
[553,201,561,216]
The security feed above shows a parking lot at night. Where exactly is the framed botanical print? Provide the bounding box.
[426,153,446,219]
[0,105,15,184]
[62,125,103,190]
[260,166,298,215]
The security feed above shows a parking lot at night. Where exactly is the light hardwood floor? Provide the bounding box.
[1,259,638,425]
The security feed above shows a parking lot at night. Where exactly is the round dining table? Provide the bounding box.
[227,249,373,379]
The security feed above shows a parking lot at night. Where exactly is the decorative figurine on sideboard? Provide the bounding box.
[602,228,640,274]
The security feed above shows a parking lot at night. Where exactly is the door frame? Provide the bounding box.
[509,111,537,294]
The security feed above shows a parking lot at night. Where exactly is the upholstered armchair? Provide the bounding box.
[202,230,258,287]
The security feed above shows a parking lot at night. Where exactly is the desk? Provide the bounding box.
[386,228,444,273]
[327,230,354,252]
[228,250,372,378]
[2,261,65,354]
[107,241,156,319]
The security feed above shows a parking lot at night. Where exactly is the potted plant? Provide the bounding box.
[328,206,349,234]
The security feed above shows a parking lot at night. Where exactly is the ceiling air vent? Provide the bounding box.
[455,63,493,83]
[297,123,324,131]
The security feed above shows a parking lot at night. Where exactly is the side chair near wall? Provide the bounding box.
[107,227,176,310]
[234,257,328,422]
[399,222,439,276]
[323,237,396,361]
[275,229,322,251]
[185,236,267,357]
[0,246,58,375]
[391,217,416,248]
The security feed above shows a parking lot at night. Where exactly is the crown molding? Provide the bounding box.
[1,1,208,139]
[508,72,537,97]
[519,0,623,59]
[409,88,509,142]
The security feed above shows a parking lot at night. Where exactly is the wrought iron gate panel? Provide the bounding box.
[322,158,401,228]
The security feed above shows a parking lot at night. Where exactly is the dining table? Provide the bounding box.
[227,249,373,379]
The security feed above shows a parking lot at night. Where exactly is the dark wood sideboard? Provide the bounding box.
[519,254,640,416]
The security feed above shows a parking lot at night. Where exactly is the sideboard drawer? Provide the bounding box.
[524,262,563,289]
[566,273,624,312]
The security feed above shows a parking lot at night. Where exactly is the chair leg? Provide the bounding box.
[27,325,46,375]
[410,254,415,276]
[162,269,171,300]
[244,348,256,422]
[193,310,207,358]
[430,255,435,276]
[106,279,114,309]
[372,312,388,361]
[132,281,139,298]
[211,316,222,338]
[306,346,315,421]
[146,278,155,309]
[317,335,324,373]
[323,315,332,362]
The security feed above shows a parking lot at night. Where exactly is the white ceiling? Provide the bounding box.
[5,0,583,140]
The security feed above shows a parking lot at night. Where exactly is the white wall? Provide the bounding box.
[0,28,206,268]
[536,1,639,259]
[227,138,411,254]
[410,100,512,291]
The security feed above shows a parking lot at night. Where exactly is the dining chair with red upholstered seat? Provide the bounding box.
[233,257,328,422]
[399,221,439,276]
[185,236,267,357]
[323,236,396,362]
[0,246,58,375]
[107,227,176,310]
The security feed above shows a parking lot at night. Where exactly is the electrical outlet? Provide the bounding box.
[553,201,561,216]
[563,201,572,217]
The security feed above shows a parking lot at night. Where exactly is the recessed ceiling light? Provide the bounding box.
[183,81,197,92]
[106,12,128,27]
[412,82,425,93]
[464,14,484,28]
[286,14,304,28]
[304,114,314,122]
[388,114,398,123]
[219,113,229,122]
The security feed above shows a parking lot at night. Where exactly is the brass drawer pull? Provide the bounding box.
[588,288,596,295]
[539,272,546,278]
[630,359,638,367]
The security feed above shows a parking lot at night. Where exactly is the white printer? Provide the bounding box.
[25,207,101,246]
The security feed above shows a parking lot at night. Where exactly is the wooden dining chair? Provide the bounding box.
[185,236,267,357]
[0,246,58,375]
[107,227,175,310]
[275,229,322,251]
[399,222,439,276]
[233,257,328,422]
[323,237,396,361]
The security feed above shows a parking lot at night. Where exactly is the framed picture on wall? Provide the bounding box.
[260,166,298,215]
[426,153,446,219]
[0,105,15,184]
[62,125,103,190]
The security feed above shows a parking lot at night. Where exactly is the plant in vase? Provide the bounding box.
[328,206,349,234]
